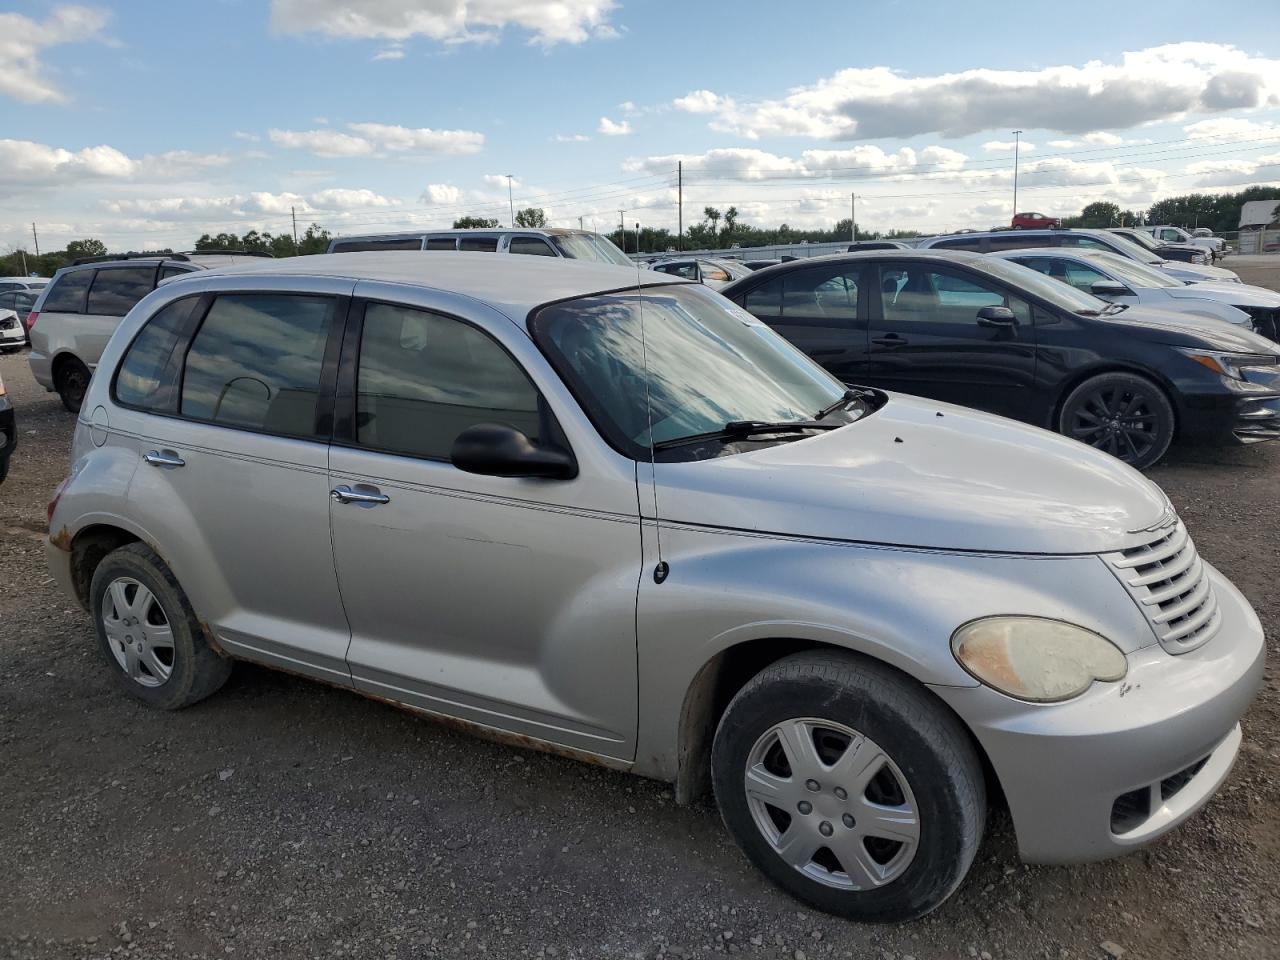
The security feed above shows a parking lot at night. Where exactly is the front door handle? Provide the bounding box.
[143,449,185,468]
[871,334,908,347]
[330,483,390,506]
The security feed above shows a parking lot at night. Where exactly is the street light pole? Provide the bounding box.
[1011,131,1023,217]
[618,209,626,253]
[506,174,515,227]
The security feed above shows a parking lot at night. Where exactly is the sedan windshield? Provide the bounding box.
[552,233,633,266]
[534,283,849,460]
[970,256,1111,314]
[1090,251,1184,288]
[1115,230,1162,252]
[1103,233,1167,266]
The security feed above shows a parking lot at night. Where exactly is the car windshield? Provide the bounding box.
[533,283,850,460]
[1090,252,1184,288]
[710,259,753,280]
[552,233,633,266]
[971,257,1111,314]
[1103,233,1166,265]
[1117,230,1161,252]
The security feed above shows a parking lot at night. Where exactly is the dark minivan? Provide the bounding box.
[721,250,1280,469]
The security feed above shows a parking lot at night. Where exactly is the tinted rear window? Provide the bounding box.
[88,266,157,316]
[42,270,93,313]
[331,238,424,252]
[114,296,203,412]
[932,237,982,251]
[459,237,499,252]
[425,238,457,250]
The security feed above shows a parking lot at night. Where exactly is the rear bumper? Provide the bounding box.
[28,349,53,390]
[930,564,1264,864]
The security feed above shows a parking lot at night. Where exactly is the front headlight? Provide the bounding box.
[951,617,1127,702]
[1177,348,1280,379]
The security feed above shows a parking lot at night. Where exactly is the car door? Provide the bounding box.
[733,264,868,384]
[118,285,355,684]
[327,289,641,760]
[864,261,1037,420]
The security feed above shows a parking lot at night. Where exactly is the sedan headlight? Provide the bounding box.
[1177,348,1280,379]
[951,617,1127,702]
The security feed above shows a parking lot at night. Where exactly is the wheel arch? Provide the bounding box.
[67,522,143,609]
[1049,362,1181,438]
[672,638,1001,810]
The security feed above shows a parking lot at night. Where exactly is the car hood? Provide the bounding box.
[1101,304,1280,350]
[1167,282,1280,308]
[653,395,1170,555]
[1166,261,1238,281]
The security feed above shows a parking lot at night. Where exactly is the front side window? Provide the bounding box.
[114,297,203,411]
[42,270,93,313]
[356,303,541,459]
[1092,251,1182,288]
[87,266,157,316]
[551,233,633,266]
[880,266,1031,325]
[782,268,859,323]
[742,276,782,319]
[534,284,846,460]
[180,294,335,437]
[1061,260,1112,291]
[509,237,556,257]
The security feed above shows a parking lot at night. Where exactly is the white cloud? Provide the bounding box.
[0,139,230,191]
[690,43,1280,141]
[271,0,618,47]
[598,116,632,136]
[269,128,374,157]
[233,131,261,142]
[626,144,971,180]
[372,43,405,61]
[1187,153,1280,187]
[554,133,590,142]
[0,5,110,104]
[270,122,484,157]
[1184,116,1280,143]
[618,100,637,114]
[673,89,727,114]
[482,174,519,188]
[421,183,462,204]
[309,187,392,209]
[982,140,1035,153]
[1047,132,1149,149]
[101,187,394,220]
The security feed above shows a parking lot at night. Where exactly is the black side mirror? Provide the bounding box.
[976,305,1017,327]
[451,423,577,480]
[1090,279,1130,297]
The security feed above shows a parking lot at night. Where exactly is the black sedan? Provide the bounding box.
[721,250,1280,469]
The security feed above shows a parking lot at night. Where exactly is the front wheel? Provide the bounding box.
[1058,372,1175,470]
[712,652,986,923]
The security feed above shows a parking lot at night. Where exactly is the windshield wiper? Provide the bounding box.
[815,387,875,420]
[1102,302,1128,314]
[653,419,839,451]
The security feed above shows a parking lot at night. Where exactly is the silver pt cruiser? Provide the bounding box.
[46,253,1264,922]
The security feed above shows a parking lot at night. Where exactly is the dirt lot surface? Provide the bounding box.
[2,260,1279,960]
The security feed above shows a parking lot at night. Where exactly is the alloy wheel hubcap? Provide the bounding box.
[101,577,174,687]
[744,718,919,890]
[1067,386,1159,462]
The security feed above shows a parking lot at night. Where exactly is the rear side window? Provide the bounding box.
[87,266,157,316]
[425,238,457,251]
[459,236,499,253]
[114,297,203,412]
[160,265,191,281]
[741,276,782,319]
[509,237,556,257]
[180,294,336,437]
[332,238,423,252]
[355,302,541,459]
[42,270,93,313]
[932,237,982,251]
[987,235,1040,251]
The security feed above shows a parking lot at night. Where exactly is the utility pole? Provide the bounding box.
[506,174,515,227]
[291,206,299,250]
[677,160,683,251]
[618,209,626,253]
[31,223,40,258]
[20,250,27,275]
[578,216,584,230]
[851,193,857,243]
[635,222,641,255]
[1011,130,1023,217]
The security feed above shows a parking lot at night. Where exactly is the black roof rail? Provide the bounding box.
[71,251,189,266]
[180,249,275,258]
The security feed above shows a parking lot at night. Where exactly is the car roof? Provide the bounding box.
[721,249,986,286]
[991,246,1091,258]
[174,251,689,318]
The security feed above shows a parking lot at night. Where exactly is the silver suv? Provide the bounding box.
[27,251,269,410]
[46,253,1263,922]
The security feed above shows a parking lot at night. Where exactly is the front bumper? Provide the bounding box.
[930,563,1264,864]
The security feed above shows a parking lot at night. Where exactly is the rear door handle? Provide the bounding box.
[143,449,185,468]
[871,334,908,347]
[330,483,390,506]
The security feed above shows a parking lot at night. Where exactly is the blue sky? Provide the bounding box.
[1,0,1279,251]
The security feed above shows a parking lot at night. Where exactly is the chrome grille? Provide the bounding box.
[1105,522,1221,653]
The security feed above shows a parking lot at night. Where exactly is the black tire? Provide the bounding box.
[0,456,8,484]
[55,358,91,413]
[1057,371,1175,470]
[712,651,985,923]
[89,543,232,710]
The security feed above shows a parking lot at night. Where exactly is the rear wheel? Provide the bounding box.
[1058,372,1175,470]
[712,652,985,923]
[55,358,90,413]
[89,543,232,709]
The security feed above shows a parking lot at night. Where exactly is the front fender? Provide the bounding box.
[632,523,1155,788]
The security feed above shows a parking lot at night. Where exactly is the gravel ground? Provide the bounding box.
[2,262,1279,960]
